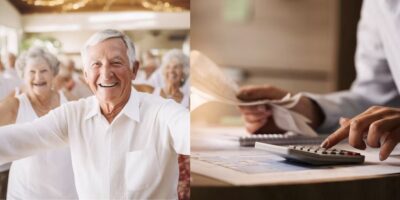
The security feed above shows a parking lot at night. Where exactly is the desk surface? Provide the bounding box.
[190,126,400,200]
[191,172,400,200]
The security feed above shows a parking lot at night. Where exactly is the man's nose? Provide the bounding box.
[100,64,113,79]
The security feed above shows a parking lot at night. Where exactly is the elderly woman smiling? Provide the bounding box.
[0,29,189,199]
[147,49,189,108]
[0,47,77,199]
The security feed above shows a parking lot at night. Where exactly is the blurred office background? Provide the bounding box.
[191,0,363,126]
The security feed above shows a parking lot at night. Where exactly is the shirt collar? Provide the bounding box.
[84,88,141,122]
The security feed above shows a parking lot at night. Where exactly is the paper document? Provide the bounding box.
[191,147,400,186]
[191,127,400,186]
[190,50,317,136]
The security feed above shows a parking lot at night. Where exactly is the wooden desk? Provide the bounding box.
[191,172,400,200]
[190,127,400,200]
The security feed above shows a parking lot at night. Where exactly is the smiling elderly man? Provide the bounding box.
[0,29,189,199]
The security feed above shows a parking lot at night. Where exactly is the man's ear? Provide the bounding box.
[83,70,89,84]
[131,61,139,81]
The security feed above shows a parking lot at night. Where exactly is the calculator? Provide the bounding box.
[255,142,365,165]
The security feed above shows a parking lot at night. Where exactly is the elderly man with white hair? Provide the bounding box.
[0,29,189,199]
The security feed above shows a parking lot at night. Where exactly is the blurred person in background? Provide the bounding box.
[0,47,77,199]
[0,57,20,101]
[3,53,20,80]
[136,49,189,108]
[157,49,189,108]
[148,36,190,97]
[0,58,4,74]
[54,57,92,99]
[133,50,160,84]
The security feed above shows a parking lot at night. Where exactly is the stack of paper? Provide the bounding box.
[190,50,317,136]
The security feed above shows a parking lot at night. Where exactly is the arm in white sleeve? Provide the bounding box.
[0,105,69,165]
[165,101,190,155]
[307,0,400,133]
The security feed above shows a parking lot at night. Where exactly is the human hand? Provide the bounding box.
[237,85,323,134]
[321,106,400,161]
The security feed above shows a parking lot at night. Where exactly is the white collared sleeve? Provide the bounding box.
[163,100,190,155]
[307,0,400,133]
[0,105,69,165]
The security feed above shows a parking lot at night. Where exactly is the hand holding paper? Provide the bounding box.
[190,50,318,136]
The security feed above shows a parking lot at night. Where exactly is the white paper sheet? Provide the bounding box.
[190,50,317,136]
[191,126,400,186]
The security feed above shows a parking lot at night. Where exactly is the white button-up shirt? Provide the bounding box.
[0,89,189,199]
[309,0,400,132]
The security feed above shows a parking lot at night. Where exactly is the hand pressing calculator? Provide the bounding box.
[255,142,365,165]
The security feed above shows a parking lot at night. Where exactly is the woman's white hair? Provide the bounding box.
[15,47,60,78]
[161,49,189,80]
[81,29,136,70]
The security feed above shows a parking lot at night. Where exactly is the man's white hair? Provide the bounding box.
[81,29,136,70]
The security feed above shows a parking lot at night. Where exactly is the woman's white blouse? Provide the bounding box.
[7,91,78,199]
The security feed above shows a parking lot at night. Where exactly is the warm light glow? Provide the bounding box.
[142,0,184,12]
[22,0,186,12]
[88,12,156,23]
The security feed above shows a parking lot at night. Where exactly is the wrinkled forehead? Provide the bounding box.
[87,38,128,60]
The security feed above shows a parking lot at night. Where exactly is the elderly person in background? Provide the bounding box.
[3,53,19,80]
[0,29,189,199]
[152,49,189,108]
[0,47,77,199]
[54,57,92,99]
[0,58,20,101]
[0,58,4,73]
[133,50,160,84]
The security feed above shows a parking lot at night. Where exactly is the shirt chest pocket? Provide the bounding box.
[124,148,160,191]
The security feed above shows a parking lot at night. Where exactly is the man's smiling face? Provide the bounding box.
[84,38,136,105]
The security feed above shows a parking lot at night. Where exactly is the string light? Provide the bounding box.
[21,0,185,12]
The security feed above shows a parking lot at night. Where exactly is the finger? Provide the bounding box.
[367,115,400,148]
[339,117,351,127]
[243,112,271,123]
[320,124,350,148]
[348,108,393,149]
[379,129,400,161]
[245,119,268,134]
[321,107,382,148]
